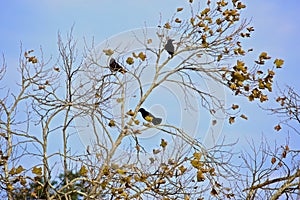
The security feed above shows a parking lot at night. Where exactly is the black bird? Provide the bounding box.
[164,39,175,57]
[138,108,162,125]
[109,58,127,74]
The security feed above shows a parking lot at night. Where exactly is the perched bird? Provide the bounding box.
[164,39,175,57]
[109,58,127,74]
[138,108,162,125]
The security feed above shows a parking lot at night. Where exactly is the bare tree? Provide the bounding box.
[0,0,289,199]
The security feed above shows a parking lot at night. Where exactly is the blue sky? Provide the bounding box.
[1,0,299,152]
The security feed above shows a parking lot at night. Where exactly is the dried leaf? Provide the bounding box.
[229,116,235,124]
[212,120,217,126]
[271,157,276,164]
[210,188,218,196]
[175,18,182,23]
[247,27,254,32]
[153,149,161,154]
[54,67,60,72]
[285,145,289,151]
[231,104,239,110]
[282,151,287,158]
[126,109,134,116]
[274,124,281,131]
[108,119,115,127]
[103,49,114,56]
[240,114,248,120]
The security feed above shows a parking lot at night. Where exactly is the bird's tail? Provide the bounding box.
[152,117,162,125]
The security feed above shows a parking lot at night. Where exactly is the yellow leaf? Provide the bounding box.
[95,93,101,98]
[116,168,127,175]
[134,120,140,125]
[197,170,205,182]
[7,184,14,191]
[16,165,25,174]
[193,152,202,160]
[179,165,187,174]
[265,82,272,92]
[274,59,284,68]
[236,2,246,9]
[32,166,42,176]
[268,69,275,76]
[103,165,110,176]
[260,94,268,102]
[103,49,114,56]
[100,181,108,189]
[259,52,271,61]
[177,8,183,12]
[160,139,168,149]
[147,39,152,44]
[190,17,195,26]
[218,0,228,6]
[258,80,265,89]
[229,83,237,90]
[126,57,134,65]
[79,165,88,176]
[201,8,210,16]
[216,18,223,25]
[164,22,171,29]
[9,168,16,175]
[191,159,202,169]
[20,178,27,186]
[138,52,146,61]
